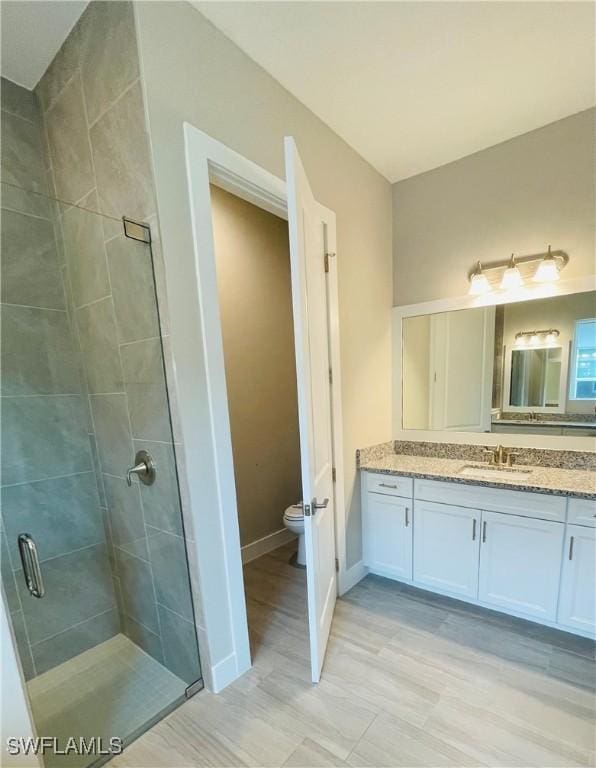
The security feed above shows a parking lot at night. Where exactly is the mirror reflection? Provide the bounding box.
[402,291,596,436]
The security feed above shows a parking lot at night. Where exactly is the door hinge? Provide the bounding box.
[335,557,339,572]
[324,251,335,273]
[332,467,336,483]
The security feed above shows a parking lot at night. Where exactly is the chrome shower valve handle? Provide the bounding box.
[126,450,156,486]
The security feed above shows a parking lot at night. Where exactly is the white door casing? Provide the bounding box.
[285,136,337,683]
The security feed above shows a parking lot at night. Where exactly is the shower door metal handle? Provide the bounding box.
[126,450,156,487]
[18,534,45,598]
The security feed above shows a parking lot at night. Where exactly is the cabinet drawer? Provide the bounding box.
[568,498,596,528]
[414,478,566,522]
[366,472,413,498]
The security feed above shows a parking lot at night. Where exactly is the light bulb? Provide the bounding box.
[468,261,491,295]
[546,332,556,344]
[530,334,539,345]
[500,254,523,290]
[533,246,560,283]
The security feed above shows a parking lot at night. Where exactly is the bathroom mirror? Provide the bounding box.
[400,290,596,436]
[508,347,563,408]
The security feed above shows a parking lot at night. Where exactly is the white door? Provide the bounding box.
[285,137,337,682]
[363,493,412,581]
[478,510,564,621]
[413,500,480,599]
[558,525,596,635]
[429,307,494,432]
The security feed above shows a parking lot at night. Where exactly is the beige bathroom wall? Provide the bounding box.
[502,291,596,414]
[393,109,596,306]
[210,186,302,547]
[134,1,393,569]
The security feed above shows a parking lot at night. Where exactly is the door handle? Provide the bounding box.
[568,536,574,561]
[18,534,45,598]
[472,519,477,541]
[404,507,409,527]
[482,521,487,543]
[126,450,156,487]
[310,497,329,516]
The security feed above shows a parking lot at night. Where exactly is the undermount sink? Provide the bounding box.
[459,464,533,481]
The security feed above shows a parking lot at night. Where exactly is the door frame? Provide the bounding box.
[183,124,346,689]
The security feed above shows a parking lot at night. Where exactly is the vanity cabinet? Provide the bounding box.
[558,525,596,634]
[478,510,564,621]
[413,500,479,599]
[363,492,412,581]
[361,472,595,639]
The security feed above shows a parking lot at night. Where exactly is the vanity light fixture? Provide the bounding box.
[500,254,523,290]
[514,328,560,346]
[467,247,568,295]
[468,261,491,295]
[533,245,560,283]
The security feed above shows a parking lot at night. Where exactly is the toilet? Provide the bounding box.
[283,504,306,567]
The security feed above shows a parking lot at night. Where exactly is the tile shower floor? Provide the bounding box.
[27,634,186,768]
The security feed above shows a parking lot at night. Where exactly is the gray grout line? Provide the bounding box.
[0,302,66,312]
[30,607,117,648]
[1,470,94,490]
[87,76,141,132]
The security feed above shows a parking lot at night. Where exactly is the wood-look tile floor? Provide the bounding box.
[112,542,596,767]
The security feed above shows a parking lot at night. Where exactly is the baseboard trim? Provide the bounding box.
[210,651,247,693]
[241,528,296,564]
[339,560,368,596]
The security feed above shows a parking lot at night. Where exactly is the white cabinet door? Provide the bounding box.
[478,510,564,621]
[558,525,596,636]
[413,501,480,599]
[363,493,412,581]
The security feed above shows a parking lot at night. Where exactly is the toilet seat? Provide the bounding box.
[283,504,304,521]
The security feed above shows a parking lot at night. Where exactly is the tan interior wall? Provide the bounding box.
[393,109,596,306]
[210,185,302,547]
[134,1,393,569]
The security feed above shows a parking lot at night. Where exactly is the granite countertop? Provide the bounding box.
[358,444,596,500]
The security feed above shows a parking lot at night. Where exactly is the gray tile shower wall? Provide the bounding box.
[29,0,201,685]
[0,78,117,679]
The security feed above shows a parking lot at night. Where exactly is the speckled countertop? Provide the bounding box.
[357,442,596,500]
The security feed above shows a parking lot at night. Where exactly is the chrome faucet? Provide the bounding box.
[484,445,518,468]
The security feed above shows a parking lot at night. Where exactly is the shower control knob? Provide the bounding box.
[126,450,156,486]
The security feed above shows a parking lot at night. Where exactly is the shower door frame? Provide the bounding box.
[183,124,348,691]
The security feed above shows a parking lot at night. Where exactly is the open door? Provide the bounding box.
[285,137,337,682]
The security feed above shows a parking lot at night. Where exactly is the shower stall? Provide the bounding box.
[0,8,202,762]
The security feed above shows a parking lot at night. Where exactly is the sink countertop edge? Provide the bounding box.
[359,456,596,500]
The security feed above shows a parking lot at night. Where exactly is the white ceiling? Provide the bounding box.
[196,1,596,182]
[1,1,88,89]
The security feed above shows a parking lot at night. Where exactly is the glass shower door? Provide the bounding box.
[1,185,202,767]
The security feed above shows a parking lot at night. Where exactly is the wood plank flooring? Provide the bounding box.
[112,542,595,767]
